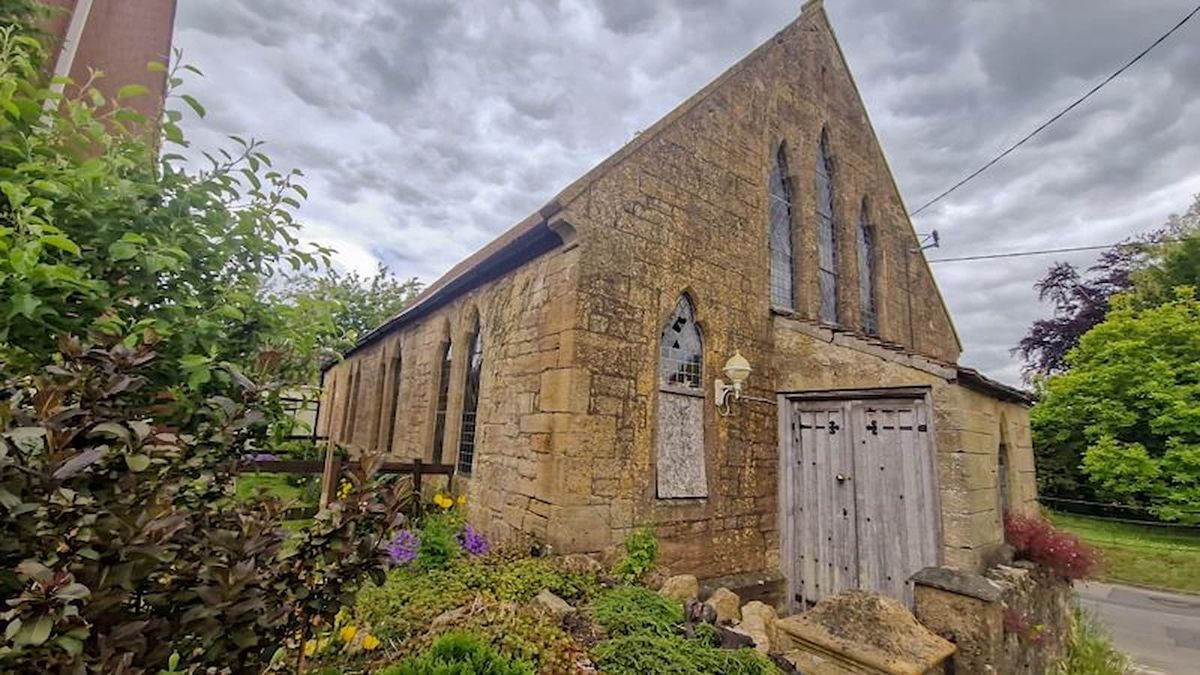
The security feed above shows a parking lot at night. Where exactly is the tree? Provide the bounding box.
[0,25,329,411]
[268,265,423,384]
[1017,195,1200,379]
[1032,290,1200,523]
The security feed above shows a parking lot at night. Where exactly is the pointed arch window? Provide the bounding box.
[431,339,452,463]
[815,129,839,324]
[457,318,483,475]
[656,296,707,499]
[341,363,362,445]
[856,200,878,336]
[379,350,403,453]
[768,143,795,310]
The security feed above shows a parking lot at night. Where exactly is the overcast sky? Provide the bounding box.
[173,0,1200,385]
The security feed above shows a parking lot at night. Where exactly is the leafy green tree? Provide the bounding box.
[1131,194,1200,307]
[0,25,328,409]
[1032,290,1200,522]
[268,264,423,383]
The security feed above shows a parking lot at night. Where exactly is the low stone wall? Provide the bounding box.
[911,563,1071,674]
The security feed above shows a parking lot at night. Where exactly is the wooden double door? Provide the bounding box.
[780,393,941,610]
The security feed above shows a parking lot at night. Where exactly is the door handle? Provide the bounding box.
[836,474,850,483]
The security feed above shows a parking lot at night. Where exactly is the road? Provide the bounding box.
[1076,582,1200,674]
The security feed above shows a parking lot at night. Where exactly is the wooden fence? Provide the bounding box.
[244,451,455,516]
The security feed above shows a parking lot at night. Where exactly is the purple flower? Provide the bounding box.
[458,525,489,557]
[388,530,421,566]
[243,452,279,463]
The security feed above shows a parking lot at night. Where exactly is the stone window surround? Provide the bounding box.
[655,293,711,502]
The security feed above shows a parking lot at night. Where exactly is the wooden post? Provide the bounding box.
[319,445,341,510]
[412,458,424,495]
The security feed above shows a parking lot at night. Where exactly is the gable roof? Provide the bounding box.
[336,0,963,364]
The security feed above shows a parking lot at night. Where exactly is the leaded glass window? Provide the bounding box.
[659,296,703,392]
[815,129,839,325]
[431,339,451,463]
[457,319,483,475]
[769,143,795,310]
[857,201,878,336]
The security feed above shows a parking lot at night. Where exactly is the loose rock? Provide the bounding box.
[704,587,741,624]
[739,600,780,653]
[658,574,700,603]
[532,589,576,619]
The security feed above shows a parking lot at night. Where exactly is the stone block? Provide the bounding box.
[704,587,741,624]
[539,368,592,413]
[658,574,700,603]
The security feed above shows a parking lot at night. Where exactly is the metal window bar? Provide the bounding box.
[431,341,452,463]
[457,325,483,475]
[659,297,703,391]
[816,132,838,325]
[856,208,878,335]
[769,145,795,310]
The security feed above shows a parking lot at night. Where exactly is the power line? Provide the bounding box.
[927,238,1186,264]
[909,3,1200,218]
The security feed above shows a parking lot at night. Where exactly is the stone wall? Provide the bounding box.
[912,564,1072,673]
[316,1,1039,587]
[319,244,582,543]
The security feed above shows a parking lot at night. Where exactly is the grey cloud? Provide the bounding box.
[174,0,1200,384]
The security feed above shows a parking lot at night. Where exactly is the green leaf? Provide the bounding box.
[180,94,206,119]
[116,84,151,99]
[40,234,81,256]
[126,454,151,472]
[108,240,139,261]
[55,634,84,656]
[15,615,53,646]
[8,293,40,319]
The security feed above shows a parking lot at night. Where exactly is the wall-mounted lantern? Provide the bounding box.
[715,350,752,414]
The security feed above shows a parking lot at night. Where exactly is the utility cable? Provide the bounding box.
[909,3,1200,217]
[927,238,1187,263]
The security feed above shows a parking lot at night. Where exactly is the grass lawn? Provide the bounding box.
[1047,511,1200,594]
[236,472,314,504]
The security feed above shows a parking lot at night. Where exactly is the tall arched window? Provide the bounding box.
[341,363,361,444]
[768,143,795,310]
[379,349,403,454]
[457,317,484,475]
[815,129,838,325]
[656,296,707,499]
[856,199,878,336]
[431,339,452,463]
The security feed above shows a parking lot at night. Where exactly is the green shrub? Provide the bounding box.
[613,528,659,582]
[1054,606,1129,675]
[453,605,583,673]
[354,565,477,641]
[415,513,463,571]
[591,634,778,675]
[590,586,683,638]
[487,556,599,604]
[380,632,535,675]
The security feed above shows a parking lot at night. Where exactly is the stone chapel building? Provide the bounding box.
[317,0,1039,610]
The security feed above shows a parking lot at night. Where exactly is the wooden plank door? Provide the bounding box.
[851,399,939,604]
[791,400,858,608]
[783,394,941,611]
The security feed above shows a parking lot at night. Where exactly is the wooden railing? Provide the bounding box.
[244,452,455,516]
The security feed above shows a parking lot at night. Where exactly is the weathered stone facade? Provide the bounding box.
[319,0,1038,599]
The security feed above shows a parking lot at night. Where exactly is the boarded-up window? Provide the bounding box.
[815,129,838,325]
[457,318,483,475]
[769,143,795,311]
[657,296,707,498]
[856,201,878,336]
[998,441,1011,515]
[380,351,402,454]
[431,340,452,463]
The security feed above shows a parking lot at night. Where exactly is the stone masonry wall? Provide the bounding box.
[531,2,1034,578]
[319,244,582,543]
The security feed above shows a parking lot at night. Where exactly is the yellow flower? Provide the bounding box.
[457,494,467,506]
[362,634,381,651]
[337,480,353,500]
[433,493,453,510]
[339,625,357,643]
[303,640,318,657]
